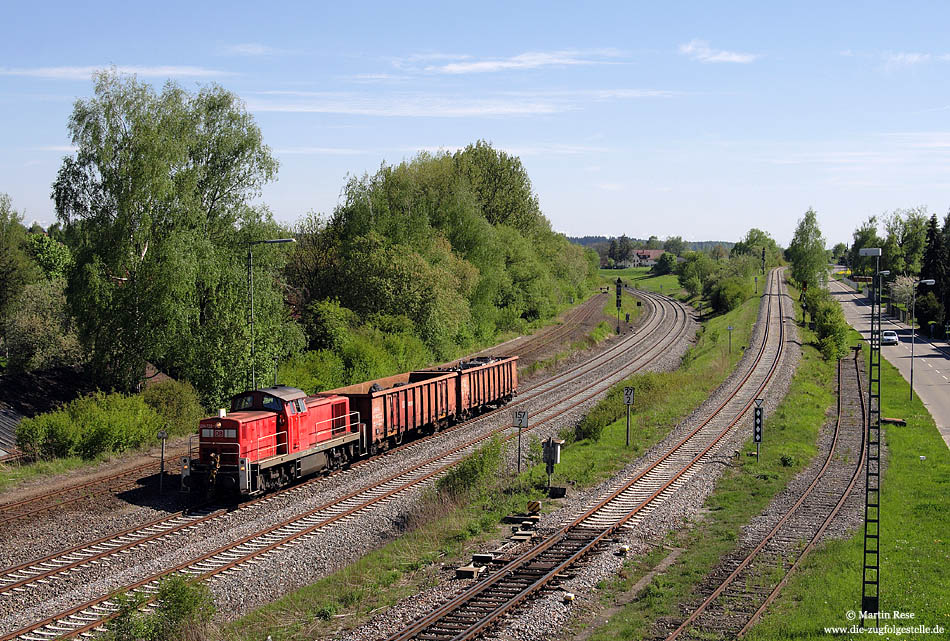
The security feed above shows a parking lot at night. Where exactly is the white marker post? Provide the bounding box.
[512,410,529,473]
[623,387,635,447]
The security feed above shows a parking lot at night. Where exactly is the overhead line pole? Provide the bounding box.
[247,238,296,390]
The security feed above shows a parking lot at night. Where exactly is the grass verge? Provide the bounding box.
[223,291,763,641]
[0,456,97,494]
[744,330,950,640]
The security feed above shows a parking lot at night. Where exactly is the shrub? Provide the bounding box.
[16,392,164,461]
[573,372,666,442]
[104,574,215,641]
[142,380,204,437]
[436,437,503,499]
[711,276,751,313]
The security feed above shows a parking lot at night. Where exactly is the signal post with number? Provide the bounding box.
[624,387,635,446]
[512,410,529,473]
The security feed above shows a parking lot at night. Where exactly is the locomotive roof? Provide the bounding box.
[252,386,307,402]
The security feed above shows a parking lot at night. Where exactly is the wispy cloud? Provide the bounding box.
[220,43,286,56]
[596,182,625,191]
[679,40,758,64]
[0,65,236,80]
[247,86,670,118]
[882,51,950,70]
[248,91,564,117]
[427,49,624,74]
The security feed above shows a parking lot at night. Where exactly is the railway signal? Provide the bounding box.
[753,400,764,462]
[615,277,622,334]
[623,386,635,446]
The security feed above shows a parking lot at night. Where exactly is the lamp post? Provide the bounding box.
[910,279,936,401]
[247,238,296,390]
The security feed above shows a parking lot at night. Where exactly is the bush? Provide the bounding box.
[16,392,165,461]
[574,372,665,442]
[142,380,204,437]
[711,276,751,313]
[104,574,215,641]
[436,437,503,499]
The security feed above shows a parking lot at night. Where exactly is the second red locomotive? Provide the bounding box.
[181,355,517,496]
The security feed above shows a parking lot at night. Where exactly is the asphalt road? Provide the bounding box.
[829,278,950,449]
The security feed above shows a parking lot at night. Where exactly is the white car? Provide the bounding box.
[881,330,899,346]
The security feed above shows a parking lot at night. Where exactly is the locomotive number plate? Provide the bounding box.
[214,429,224,439]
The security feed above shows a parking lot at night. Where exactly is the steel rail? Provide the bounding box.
[736,353,868,637]
[383,270,788,641]
[665,347,866,639]
[1,293,691,641]
[506,293,608,360]
[0,290,676,600]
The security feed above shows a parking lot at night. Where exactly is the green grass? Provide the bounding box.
[601,286,644,328]
[599,267,685,300]
[571,318,838,641]
[0,456,100,494]
[224,284,766,641]
[744,331,950,640]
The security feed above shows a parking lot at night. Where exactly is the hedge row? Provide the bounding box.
[16,380,204,461]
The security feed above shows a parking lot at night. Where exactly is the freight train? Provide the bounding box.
[180,356,518,496]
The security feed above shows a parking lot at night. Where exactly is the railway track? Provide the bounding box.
[659,348,867,640]
[0,289,676,603]
[0,290,691,640]
[0,291,615,527]
[0,458,181,524]
[380,269,789,641]
[502,293,611,363]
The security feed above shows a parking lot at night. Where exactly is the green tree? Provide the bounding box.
[849,216,883,278]
[921,214,946,320]
[3,278,84,371]
[452,140,545,235]
[831,242,849,265]
[731,228,781,267]
[0,194,40,325]
[663,235,686,256]
[652,252,677,275]
[617,234,633,263]
[51,70,295,404]
[676,251,715,297]
[645,235,662,250]
[27,234,71,280]
[787,209,827,288]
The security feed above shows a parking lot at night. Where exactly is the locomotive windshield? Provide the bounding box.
[231,392,284,412]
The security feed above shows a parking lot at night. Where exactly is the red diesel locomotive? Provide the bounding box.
[181,356,517,496]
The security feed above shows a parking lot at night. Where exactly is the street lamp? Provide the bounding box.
[910,279,936,401]
[247,238,296,390]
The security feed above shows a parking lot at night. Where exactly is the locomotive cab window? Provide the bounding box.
[261,395,281,411]
[232,393,255,411]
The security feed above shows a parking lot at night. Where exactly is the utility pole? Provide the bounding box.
[246,238,296,390]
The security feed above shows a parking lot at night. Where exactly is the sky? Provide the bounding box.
[2,1,950,247]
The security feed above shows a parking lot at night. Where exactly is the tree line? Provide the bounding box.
[843,208,950,336]
[571,234,735,268]
[0,72,597,409]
